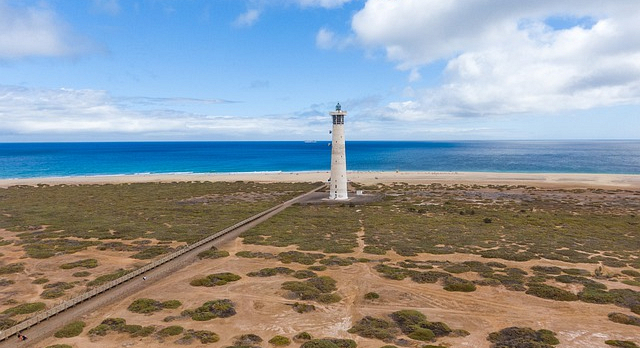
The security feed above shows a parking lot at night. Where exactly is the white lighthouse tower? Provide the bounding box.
[329,103,348,200]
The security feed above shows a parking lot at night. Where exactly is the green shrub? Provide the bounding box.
[87,269,131,286]
[291,302,316,313]
[131,326,156,337]
[72,271,91,277]
[301,339,356,348]
[443,264,471,274]
[269,335,292,346]
[608,312,640,326]
[197,248,230,259]
[157,325,183,337]
[247,267,294,277]
[293,270,318,279]
[190,272,241,287]
[408,328,435,341]
[183,299,236,320]
[128,298,164,313]
[0,263,24,275]
[525,283,578,301]
[605,340,639,348]
[234,333,263,346]
[54,321,86,338]
[443,277,477,292]
[131,245,173,259]
[2,302,46,316]
[487,327,559,346]
[0,317,17,330]
[294,332,312,341]
[348,316,399,341]
[309,265,327,271]
[364,292,380,300]
[190,329,219,343]
[622,270,640,277]
[389,310,427,333]
[32,277,49,284]
[278,251,325,265]
[60,258,98,269]
[531,266,562,274]
[162,299,182,309]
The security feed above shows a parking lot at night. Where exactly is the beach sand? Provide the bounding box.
[1,171,639,189]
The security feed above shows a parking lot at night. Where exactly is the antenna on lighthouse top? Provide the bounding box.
[335,102,341,111]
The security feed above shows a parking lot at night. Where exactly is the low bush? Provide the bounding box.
[235,250,276,259]
[128,298,180,313]
[131,245,173,259]
[0,317,17,330]
[182,299,236,321]
[269,335,292,346]
[197,248,230,259]
[487,327,559,347]
[32,277,49,284]
[60,258,98,269]
[0,263,24,275]
[2,302,46,316]
[525,283,578,301]
[247,267,294,277]
[348,316,399,341]
[157,325,183,337]
[608,312,640,326]
[294,332,312,341]
[190,272,241,287]
[291,302,316,313]
[54,321,85,338]
[408,328,435,341]
[72,271,91,277]
[278,251,325,265]
[87,269,132,286]
[622,269,640,277]
[234,333,263,346]
[364,292,380,300]
[443,276,477,292]
[188,329,219,343]
[531,266,562,275]
[301,339,356,348]
[293,270,318,279]
[605,340,639,348]
[443,264,471,274]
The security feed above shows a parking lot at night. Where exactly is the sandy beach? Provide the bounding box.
[1,171,639,189]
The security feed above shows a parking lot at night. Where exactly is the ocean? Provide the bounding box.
[0,141,639,179]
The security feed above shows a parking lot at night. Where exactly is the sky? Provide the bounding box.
[1,0,639,142]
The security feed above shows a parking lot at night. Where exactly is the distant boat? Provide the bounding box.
[304,140,317,143]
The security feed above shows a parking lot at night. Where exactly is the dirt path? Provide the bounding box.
[1,187,323,348]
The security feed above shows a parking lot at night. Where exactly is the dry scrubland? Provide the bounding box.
[0,177,639,347]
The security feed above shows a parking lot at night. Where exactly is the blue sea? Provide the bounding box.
[0,141,639,179]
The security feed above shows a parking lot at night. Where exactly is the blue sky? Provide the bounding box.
[1,0,639,142]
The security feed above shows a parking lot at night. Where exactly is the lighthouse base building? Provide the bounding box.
[329,103,348,200]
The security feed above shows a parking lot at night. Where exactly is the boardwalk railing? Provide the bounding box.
[0,184,325,342]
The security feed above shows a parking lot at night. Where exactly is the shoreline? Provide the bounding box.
[1,171,639,189]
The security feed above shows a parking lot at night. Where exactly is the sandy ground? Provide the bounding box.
[1,172,639,347]
[1,170,639,189]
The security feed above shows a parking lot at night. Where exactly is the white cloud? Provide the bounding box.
[316,28,336,49]
[91,0,120,15]
[294,0,354,8]
[350,0,640,118]
[0,85,322,139]
[0,2,92,58]
[233,9,261,27]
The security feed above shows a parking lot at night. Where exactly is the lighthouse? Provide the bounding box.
[329,103,348,200]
